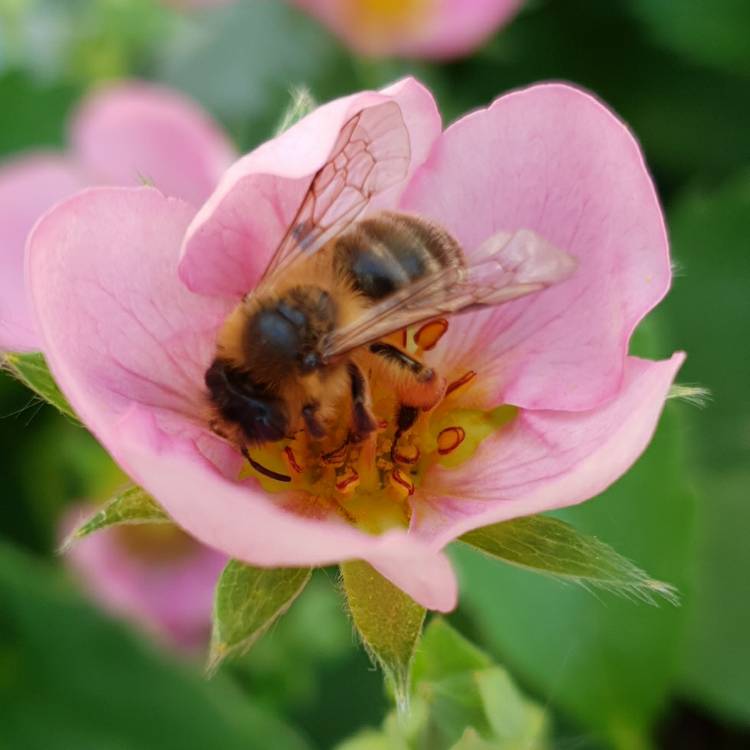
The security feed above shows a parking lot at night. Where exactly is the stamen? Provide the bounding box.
[446,370,476,396]
[389,467,415,498]
[335,467,360,494]
[282,446,303,474]
[392,443,420,465]
[400,328,408,348]
[414,318,448,351]
[437,426,466,455]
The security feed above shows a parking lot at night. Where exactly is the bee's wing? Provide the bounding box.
[323,229,577,357]
[257,100,410,287]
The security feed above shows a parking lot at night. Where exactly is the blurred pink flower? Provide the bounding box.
[63,506,226,650]
[0,81,235,352]
[291,0,523,59]
[28,78,682,613]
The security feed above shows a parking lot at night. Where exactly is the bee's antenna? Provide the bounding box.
[241,447,291,483]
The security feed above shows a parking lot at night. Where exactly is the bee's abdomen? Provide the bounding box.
[333,212,463,302]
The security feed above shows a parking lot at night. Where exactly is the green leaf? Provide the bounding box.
[336,619,549,750]
[461,515,678,604]
[61,484,170,551]
[456,317,695,742]
[209,561,312,674]
[0,541,313,750]
[275,85,317,135]
[340,560,426,714]
[2,351,77,421]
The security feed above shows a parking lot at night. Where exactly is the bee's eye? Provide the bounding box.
[252,308,300,358]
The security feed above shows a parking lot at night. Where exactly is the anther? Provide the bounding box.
[389,467,415,498]
[446,370,477,396]
[392,443,420,465]
[335,467,360,494]
[437,426,466,455]
[414,318,448,351]
[282,446,303,474]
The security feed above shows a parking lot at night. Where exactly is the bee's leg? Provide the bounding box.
[240,446,291,483]
[302,402,326,439]
[348,362,377,442]
[368,343,445,410]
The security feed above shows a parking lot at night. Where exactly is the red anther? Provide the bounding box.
[437,426,466,455]
[390,467,415,497]
[377,419,389,430]
[282,446,303,474]
[400,328,408,348]
[335,468,360,494]
[414,318,449,351]
[393,443,420,465]
[446,370,477,396]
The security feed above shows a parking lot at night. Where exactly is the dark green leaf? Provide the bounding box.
[661,174,750,724]
[209,561,312,674]
[2,351,77,421]
[461,515,678,604]
[340,560,425,713]
[0,541,312,750]
[61,485,171,551]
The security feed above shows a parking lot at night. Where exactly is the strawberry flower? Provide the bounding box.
[290,0,524,59]
[26,78,682,612]
[63,505,226,651]
[0,80,235,352]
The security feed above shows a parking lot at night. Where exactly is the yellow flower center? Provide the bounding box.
[244,321,517,534]
[337,0,433,50]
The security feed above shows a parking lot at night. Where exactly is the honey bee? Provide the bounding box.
[205,101,575,482]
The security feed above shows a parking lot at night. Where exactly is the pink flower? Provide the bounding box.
[290,0,523,59]
[0,81,235,352]
[27,78,683,613]
[63,506,226,650]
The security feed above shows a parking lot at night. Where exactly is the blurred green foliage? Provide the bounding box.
[1,0,749,748]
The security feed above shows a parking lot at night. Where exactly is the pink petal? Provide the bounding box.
[180,77,441,298]
[70,81,236,207]
[403,84,670,412]
[292,0,522,60]
[414,354,684,548]
[27,187,232,422]
[29,187,456,612]
[63,505,226,650]
[0,154,84,351]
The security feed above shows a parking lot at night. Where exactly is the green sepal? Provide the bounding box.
[461,515,678,604]
[60,485,171,551]
[208,561,312,675]
[340,560,426,715]
[274,85,317,135]
[2,351,77,421]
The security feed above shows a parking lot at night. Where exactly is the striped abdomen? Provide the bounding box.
[332,211,464,302]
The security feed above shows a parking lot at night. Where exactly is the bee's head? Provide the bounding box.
[246,286,337,378]
[205,359,288,444]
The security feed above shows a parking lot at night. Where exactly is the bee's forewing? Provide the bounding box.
[257,100,411,288]
[324,229,576,357]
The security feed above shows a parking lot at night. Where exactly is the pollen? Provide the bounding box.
[437,426,466,455]
[414,318,449,351]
